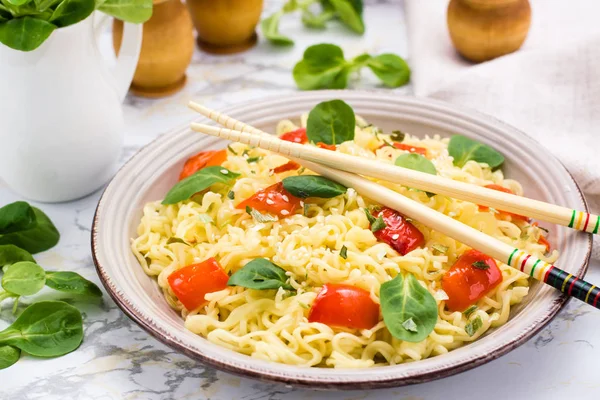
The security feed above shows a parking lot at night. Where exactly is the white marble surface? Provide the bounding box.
[2,1,600,399]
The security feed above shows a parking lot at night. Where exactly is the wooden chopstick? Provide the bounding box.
[189,102,598,236]
[188,101,600,310]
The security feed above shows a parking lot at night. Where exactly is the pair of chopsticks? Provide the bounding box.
[188,101,600,310]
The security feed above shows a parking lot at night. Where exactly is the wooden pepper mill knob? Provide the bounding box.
[447,0,531,62]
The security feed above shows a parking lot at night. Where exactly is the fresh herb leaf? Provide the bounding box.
[401,317,418,333]
[249,208,278,223]
[380,273,438,342]
[246,156,261,164]
[340,245,348,259]
[1,261,45,296]
[371,216,386,233]
[49,0,95,28]
[465,316,483,336]
[328,0,364,33]
[227,144,238,155]
[472,261,490,270]
[0,17,56,52]
[390,130,405,142]
[293,44,350,90]
[0,345,20,370]
[166,237,189,246]
[261,10,294,46]
[364,208,376,224]
[228,258,293,290]
[432,244,448,254]
[282,175,347,199]
[0,301,83,357]
[448,135,504,169]
[306,99,355,145]
[97,0,152,24]
[0,206,59,254]
[45,271,102,297]
[227,191,235,200]
[0,245,35,267]
[0,201,36,234]
[301,8,335,28]
[463,305,477,318]
[245,206,252,215]
[366,54,411,87]
[395,153,437,196]
[162,166,239,205]
[303,203,310,216]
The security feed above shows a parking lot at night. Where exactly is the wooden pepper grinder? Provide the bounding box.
[113,0,195,97]
[447,0,531,62]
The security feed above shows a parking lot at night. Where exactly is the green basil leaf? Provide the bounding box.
[1,261,46,296]
[97,0,152,24]
[282,175,347,199]
[293,44,350,90]
[228,258,293,291]
[0,17,56,51]
[366,54,411,87]
[45,271,103,297]
[448,135,505,169]
[0,201,36,234]
[329,0,364,33]
[261,10,294,46]
[162,166,240,205]
[395,153,436,175]
[301,8,335,29]
[306,99,355,145]
[0,301,83,357]
[380,273,438,342]
[0,207,60,254]
[465,316,483,336]
[0,245,35,268]
[49,0,94,27]
[395,153,437,197]
[0,345,20,370]
[35,0,62,12]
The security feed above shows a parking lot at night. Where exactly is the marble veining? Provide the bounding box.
[1,0,599,399]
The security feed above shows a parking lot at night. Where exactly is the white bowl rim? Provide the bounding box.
[92,90,592,390]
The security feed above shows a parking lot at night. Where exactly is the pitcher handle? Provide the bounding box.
[95,13,143,102]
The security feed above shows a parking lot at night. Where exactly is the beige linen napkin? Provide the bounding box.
[405,0,600,229]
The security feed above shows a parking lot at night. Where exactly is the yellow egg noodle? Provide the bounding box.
[132,115,558,368]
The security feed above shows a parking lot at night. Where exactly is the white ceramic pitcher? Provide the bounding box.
[0,14,142,202]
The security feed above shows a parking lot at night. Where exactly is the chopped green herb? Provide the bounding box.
[463,305,477,318]
[432,244,448,254]
[297,167,306,175]
[537,226,549,233]
[249,208,278,223]
[242,149,250,157]
[390,130,405,142]
[364,208,376,224]
[245,206,252,215]
[298,301,310,309]
[227,191,235,200]
[371,216,387,233]
[519,231,529,240]
[340,245,348,259]
[401,317,418,333]
[465,316,483,337]
[303,203,310,216]
[471,261,489,270]
[166,237,189,246]
[227,144,238,155]
[247,156,262,164]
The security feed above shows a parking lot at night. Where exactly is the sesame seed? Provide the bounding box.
[266,199,275,205]
[281,210,290,215]
[220,169,228,174]
[282,195,289,202]
[392,234,399,240]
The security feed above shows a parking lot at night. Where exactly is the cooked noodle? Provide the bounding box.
[132,116,558,368]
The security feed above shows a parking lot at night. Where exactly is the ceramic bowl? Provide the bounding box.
[92,91,591,389]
